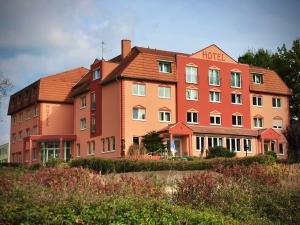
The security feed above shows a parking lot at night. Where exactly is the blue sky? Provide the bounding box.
[0,0,299,144]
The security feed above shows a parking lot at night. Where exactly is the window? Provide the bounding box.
[279,143,284,155]
[187,111,198,124]
[253,73,263,84]
[231,72,241,88]
[18,112,23,122]
[91,92,96,110]
[209,91,220,102]
[12,115,16,125]
[208,137,223,148]
[254,117,263,128]
[227,138,241,152]
[87,142,91,155]
[158,86,171,98]
[196,136,205,151]
[26,128,30,137]
[101,139,105,152]
[107,138,110,151]
[91,115,96,134]
[12,133,16,144]
[25,109,30,120]
[273,119,283,129]
[159,61,171,73]
[91,141,95,155]
[18,131,22,141]
[271,141,276,152]
[25,151,29,162]
[33,105,38,117]
[133,108,146,120]
[186,88,198,101]
[159,111,171,122]
[93,69,101,80]
[132,83,146,96]
[80,118,87,130]
[209,69,220,86]
[252,96,262,106]
[272,98,281,108]
[244,139,252,152]
[210,114,221,125]
[231,93,242,104]
[186,66,198,84]
[111,137,115,151]
[133,137,140,146]
[33,148,38,160]
[33,126,38,135]
[80,96,87,108]
[232,115,243,127]
[76,144,80,157]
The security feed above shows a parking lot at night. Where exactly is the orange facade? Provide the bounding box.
[8,40,291,164]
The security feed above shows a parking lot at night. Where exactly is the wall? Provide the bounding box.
[123,80,177,154]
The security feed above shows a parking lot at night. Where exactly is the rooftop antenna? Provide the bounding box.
[101,41,105,60]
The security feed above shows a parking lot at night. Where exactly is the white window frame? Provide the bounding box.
[254,117,263,128]
[132,83,146,96]
[208,137,223,148]
[231,93,242,104]
[232,115,243,127]
[253,73,263,84]
[273,119,283,129]
[228,138,241,152]
[187,111,198,124]
[186,66,198,84]
[159,61,171,73]
[87,142,91,155]
[111,137,116,151]
[231,72,241,88]
[91,141,95,155]
[76,144,80,157]
[80,96,87,109]
[33,106,38,117]
[80,118,87,130]
[33,148,38,160]
[244,139,252,153]
[196,136,205,151]
[210,114,221,126]
[209,69,220,86]
[279,143,285,155]
[159,111,171,123]
[132,108,146,121]
[186,88,198,101]
[158,86,171,99]
[252,96,263,107]
[209,91,221,103]
[93,68,101,80]
[272,98,281,108]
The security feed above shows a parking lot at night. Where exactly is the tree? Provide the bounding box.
[0,73,12,105]
[143,131,166,153]
[238,39,300,121]
[283,123,300,162]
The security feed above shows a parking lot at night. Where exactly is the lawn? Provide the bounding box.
[0,161,300,225]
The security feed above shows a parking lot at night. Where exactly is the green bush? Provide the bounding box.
[206,146,236,159]
[70,155,275,173]
[45,158,65,168]
[29,163,42,170]
[265,151,277,160]
[0,162,20,168]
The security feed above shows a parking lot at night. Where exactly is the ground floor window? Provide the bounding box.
[271,141,277,152]
[196,136,205,151]
[76,144,80,157]
[133,136,140,146]
[243,139,252,152]
[33,148,37,160]
[25,150,29,162]
[111,137,115,151]
[87,142,91,155]
[101,139,105,152]
[18,153,22,162]
[227,138,241,152]
[107,138,111,151]
[208,137,223,148]
[91,141,95,155]
[279,143,285,155]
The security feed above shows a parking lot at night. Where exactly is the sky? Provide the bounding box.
[0,0,299,144]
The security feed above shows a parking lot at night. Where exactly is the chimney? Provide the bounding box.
[121,39,131,59]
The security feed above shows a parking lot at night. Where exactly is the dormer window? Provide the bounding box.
[253,73,263,84]
[158,61,171,73]
[93,69,101,80]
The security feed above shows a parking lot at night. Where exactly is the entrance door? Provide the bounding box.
[174,139,181,157]
[44,142,59,162]
[64,141,71,162]
[264,140,270,152]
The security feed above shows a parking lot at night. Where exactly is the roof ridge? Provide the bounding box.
[41,67,89,80]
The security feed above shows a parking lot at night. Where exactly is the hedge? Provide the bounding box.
[70,154,276,173]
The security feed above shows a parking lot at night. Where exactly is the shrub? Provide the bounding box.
[0,162,20,168]
[70,155,275,173]
[29,163,42,170]
[206,146,236,159]
[265,151,277,160]
[45,157,65,168]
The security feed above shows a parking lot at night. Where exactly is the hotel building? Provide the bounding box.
[8,40,291,164]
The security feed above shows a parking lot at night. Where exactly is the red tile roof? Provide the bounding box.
[249,66,291,96]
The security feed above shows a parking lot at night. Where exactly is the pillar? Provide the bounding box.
[204,136,209,157]
[188,134,192,156]
[222,137,227,148]
[59,138,63,160]
[29,138,33,165]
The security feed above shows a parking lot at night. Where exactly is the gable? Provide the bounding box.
[169,122,193,135]
[260,128,281,140]
[191,44,237,64]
